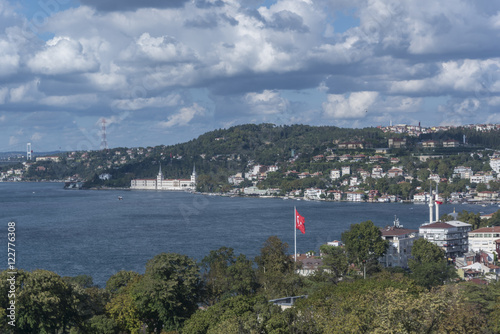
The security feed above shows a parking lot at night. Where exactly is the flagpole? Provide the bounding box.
[294,206,297,262]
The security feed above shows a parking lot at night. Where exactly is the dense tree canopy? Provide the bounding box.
[132,253,203,332]
[409,239,457,289]
[255,236,301,299]
[341,220,388,274]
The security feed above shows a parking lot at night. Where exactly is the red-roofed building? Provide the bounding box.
[469,226,500,254]
[379,218,420,268]
[419,220,471,259]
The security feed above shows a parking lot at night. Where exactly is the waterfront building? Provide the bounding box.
[228,173,245,185]
[468,226,500,254]
[130,165,197,191]
[304,188,325,200]
[413,192,430,202]
[327,190,342,201]
[346,191,364,202]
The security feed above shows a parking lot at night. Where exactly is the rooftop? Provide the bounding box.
[380,227,418,237]
[470,226,500,233]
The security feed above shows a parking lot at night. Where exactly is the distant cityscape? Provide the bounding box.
[1,122,499,207]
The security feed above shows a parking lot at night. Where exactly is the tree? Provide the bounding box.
[16,270,78,333]
[182,295,283,334]
[131,253,202,332]
[88,315,119,334]
[201,247,258,305]
[409,238,457,289]
[489,210,500,226]
[255,236,299,298]
[106,270,140,295]
[319,244,349,283]
[417,168,430,181]
[106,288,142,334]
[341,220,388,273]
[228,254,258,297]
[457,210,482,230]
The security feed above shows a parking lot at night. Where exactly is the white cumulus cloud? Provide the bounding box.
[159,103,205,128]
[322,91,378,119]
[244,90,289,115]
[28,36,99,75]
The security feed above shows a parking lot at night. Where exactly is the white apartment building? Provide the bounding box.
[330,169,341,180]
[419,220,471,259]
[379,224,420,268]
[371,166,384,178]
[413,192,430,202]
[304,188,325,200]
[341,166,351,176]
[453,166,473,179]
[468,227,500,254]
[470,172,495,184]
[490,158,500,174]
[349,177,360,187]
[346,191,364,202]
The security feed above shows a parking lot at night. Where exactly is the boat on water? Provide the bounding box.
[118,196,123,200]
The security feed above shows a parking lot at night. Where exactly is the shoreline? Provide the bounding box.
[4,181,499,206]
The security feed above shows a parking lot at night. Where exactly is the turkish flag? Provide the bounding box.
[295,209,305,234]
[436,200,443,205]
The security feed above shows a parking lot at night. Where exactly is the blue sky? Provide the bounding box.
[0,0,499,152]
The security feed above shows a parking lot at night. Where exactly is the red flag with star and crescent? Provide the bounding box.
[295,209,305,234]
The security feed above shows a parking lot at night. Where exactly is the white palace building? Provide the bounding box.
[131,165,197,191]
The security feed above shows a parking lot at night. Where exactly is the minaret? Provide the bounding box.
[428,186,434,224]
[190,164,197,187]
[156,163,163,190]
[435,183,439,222]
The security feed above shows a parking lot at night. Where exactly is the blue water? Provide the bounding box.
[0,182,495,287]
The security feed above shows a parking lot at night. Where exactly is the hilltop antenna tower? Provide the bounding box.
[100,118,108,150]
[27,143,32,161]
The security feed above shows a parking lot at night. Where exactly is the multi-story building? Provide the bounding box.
[470,172,495,184]
[379,219,420,268]
[131,165,197,191]
[453,166,473,179]
[304,188,325,200]
[388,138,407,148]
[346,191,364,202]
[490,158,500,174]
[419,220,471,259]
[341,166,351,176]
[413,192,430,202]
[387,168,404,178]
[330,169,341,180]
[443,139,460,148]
[468,226,500,254]
[371,166,384,178]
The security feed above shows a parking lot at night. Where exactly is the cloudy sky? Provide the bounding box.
[1,0,499,152]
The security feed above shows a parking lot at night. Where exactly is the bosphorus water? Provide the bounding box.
[0,182,495,287]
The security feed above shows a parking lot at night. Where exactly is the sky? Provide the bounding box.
[0,0,500,152]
